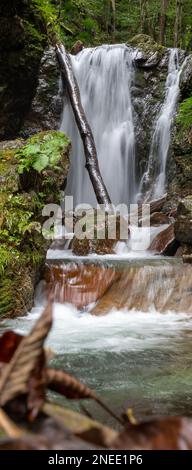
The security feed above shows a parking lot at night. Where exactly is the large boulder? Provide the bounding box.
[175,196,192,245]
[72,212,129,256]
[0,131,70,318]
[128,34,165,68]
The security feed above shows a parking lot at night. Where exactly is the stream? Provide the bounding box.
[1,257,192,426]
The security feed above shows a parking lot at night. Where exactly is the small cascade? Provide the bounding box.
[60,45,136,206]
[140,49,182,200]
[44,261,192,314]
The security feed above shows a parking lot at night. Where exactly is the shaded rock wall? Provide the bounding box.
[22,48,62,136]
[0,0,47,139]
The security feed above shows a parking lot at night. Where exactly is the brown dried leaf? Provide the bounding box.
[0,302,52,410]
[46,368,93,399]
[46,368,123,425]
[0,331,22,363]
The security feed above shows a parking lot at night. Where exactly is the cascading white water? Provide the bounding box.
[140,49,182,199]
[60,45,136,206]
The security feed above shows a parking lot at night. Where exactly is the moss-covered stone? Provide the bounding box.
[128,34,165,67]
[0,130,70,318]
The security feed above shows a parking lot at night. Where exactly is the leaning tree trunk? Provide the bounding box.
[56,44,112,211]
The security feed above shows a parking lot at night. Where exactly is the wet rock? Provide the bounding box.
[175,196,192,245]
[138,211,169,227]
[22,48,62,136]
[149,224,178,255]
[183,254,192,264]
[92,263,192,315]
[72,213,129,256]
[175,243,192,257]
[150,212,170,226]
[179,54,192,99]
[126,36,169,179]
[128,35,166,67]
[45,263,119,309]
[0,131,70,319]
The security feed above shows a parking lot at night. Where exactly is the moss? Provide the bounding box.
[176,97,192,133]
[0,130,70,318]
[129,34,165,55]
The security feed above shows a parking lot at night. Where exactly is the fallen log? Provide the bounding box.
[56,43,112,211]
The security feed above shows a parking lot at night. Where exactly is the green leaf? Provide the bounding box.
[33,154,49,172]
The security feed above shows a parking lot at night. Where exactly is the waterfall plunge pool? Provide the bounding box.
[1,287,192,426]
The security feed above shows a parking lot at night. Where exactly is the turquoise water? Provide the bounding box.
[1,300,192,426]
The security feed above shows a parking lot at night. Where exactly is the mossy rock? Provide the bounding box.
[0,130,70,318]
[128,34,166,67]
[168,98,192,198]
[72,212,129,256]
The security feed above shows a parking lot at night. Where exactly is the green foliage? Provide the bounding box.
[177,97,192,131]
[32,0,61,42]
[16,131,70,174]
[52,0,192,50]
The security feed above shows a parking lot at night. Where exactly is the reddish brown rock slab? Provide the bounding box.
[45,263,119,309]
[149,224,178,255]
[91,263,192,315]
[150,212,170,226]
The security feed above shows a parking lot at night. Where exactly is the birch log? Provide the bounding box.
[56,44,112,210]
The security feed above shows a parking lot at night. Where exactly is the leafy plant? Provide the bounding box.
[16,131,70,175]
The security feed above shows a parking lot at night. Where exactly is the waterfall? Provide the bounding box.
[140,49,181,200]
[60,45,136,207]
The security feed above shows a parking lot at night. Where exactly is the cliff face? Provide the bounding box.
[0,0,47,139]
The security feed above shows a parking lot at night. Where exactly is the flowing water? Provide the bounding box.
[140,49,183,199]
[1,260,192,424]
[61,45,185,205]
[60,45,136,206]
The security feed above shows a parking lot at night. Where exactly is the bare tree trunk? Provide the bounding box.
[159,0,169,45]
[174,0,183,47]
[140,0,148,33]
[110,0,116,37]
[56,44,112,210]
